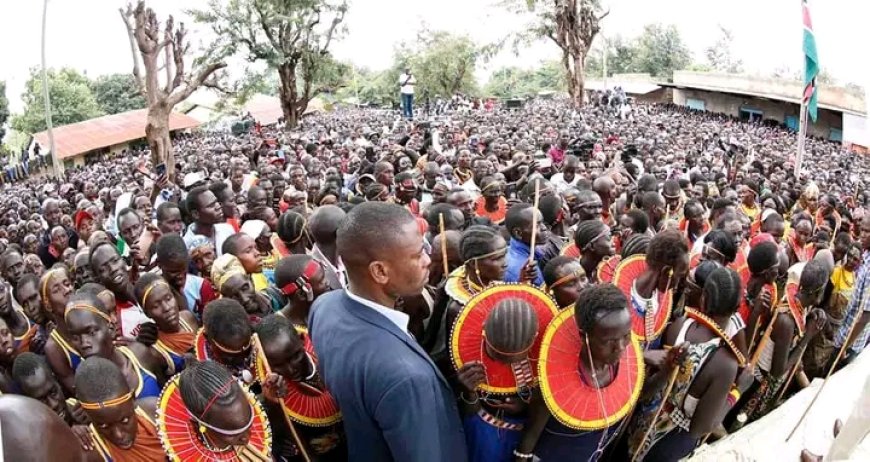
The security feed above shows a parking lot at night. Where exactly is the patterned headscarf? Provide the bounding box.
[210,254,246,292]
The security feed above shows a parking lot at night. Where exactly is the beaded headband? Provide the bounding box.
[142,280,170,307]
[80,391,132,410]
[550,269,585,290]
[64,303,112,324]
[464,247,507,265]
[40,268,64,303]
[581,229,611,252]
[280,260,320,296]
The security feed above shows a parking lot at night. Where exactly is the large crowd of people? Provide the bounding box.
[0,95,867,462]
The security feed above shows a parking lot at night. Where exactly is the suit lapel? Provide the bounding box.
[341,291,450,388]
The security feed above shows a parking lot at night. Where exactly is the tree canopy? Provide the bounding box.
[407,31,483,99]
[633,24,692,79]
[484,61,566,98]
[192,0,348,128]
[705,26,743,74]
[0,81,9,143]
[11,67,103,135]
[584,24,692,80]
[333,31,489,107]
[90,73,147,115]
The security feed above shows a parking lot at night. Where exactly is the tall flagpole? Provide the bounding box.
[795,99,808,178]
[41,0,63,178]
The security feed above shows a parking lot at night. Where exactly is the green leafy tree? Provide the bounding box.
[705,26,743,74]
[409,31,483,99]
[586,35,640,78]
[484,61,566,98]
[90,73,147,115]
[11,67,103,134]
[633,23,691,79]
[192,0,347,128]
[336,66,397,107]
[0,80,9,142]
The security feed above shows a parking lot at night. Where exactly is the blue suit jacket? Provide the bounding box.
[309,290,468,462]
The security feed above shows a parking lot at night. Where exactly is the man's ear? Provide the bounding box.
[369,261,390,286]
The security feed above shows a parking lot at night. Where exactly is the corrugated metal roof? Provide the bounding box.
[585,80,662,95]
[243,94,284,125]
[33,109,201,159]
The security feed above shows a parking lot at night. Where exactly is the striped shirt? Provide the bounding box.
[834,251,870,355]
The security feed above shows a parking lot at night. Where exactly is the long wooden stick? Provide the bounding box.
[252,334,312,462]
[775,341,809,404]
[785,306,865,441]
[528,180,541,266]
[748,310,779,370]
[631,366,680,462]
[438,213,449,277]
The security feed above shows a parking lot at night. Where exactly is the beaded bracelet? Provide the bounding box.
[513,449,534,459]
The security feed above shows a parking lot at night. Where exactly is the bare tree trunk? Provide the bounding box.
[571,54,586,107]
[121,1,224,178]
[278,63,300,129]
[550,0,607,109]
[145,105,173,173]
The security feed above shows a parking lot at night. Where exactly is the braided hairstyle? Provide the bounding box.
[646,229,688,270]
[702,267,742,317]
[574,220,608,252]
[575,284,628,334]
[693,260,722,289]
[277,211,306,245]
[483,298,539,355]
[621,234,651,259]
[74,357,130,404]
[460,225,503,263]
[179,360,242,420]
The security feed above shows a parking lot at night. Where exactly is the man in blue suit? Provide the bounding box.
[309,202,467,461]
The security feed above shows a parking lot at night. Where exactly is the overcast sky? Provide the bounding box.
[2,0,866,113]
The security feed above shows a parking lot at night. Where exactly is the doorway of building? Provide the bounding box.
[739,107,763,122]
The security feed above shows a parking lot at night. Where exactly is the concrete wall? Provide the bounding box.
[673,88,842,139]
[673,71,866,115]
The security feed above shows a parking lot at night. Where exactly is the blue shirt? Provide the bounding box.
[505,238,544,286]
[835,250,870,355]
